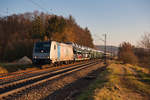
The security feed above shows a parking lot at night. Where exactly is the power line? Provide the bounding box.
[94,34,105,42]
[6,8,8,16]
[94,33,107,64]
[27,0,50,13]
[104,34,107,64]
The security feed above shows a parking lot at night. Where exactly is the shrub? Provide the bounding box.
[118,42,138,65]
[120,52,138,65]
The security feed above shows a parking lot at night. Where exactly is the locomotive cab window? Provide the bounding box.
[54,45,56,50]
[34,42,51,53]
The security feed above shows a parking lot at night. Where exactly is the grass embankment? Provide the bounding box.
[77,62,150,100]
[0,63,37,74]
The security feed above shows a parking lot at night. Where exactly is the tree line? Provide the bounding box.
[118,33,150,67]
[0,11,94,62]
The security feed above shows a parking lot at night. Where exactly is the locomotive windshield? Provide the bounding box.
[34,42,51,53]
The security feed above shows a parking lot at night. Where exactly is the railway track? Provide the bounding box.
[0,61,89,85]
[0,60,100,100]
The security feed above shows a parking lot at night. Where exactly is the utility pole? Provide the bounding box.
[111,45,113,60]
[6,8,8,16]
[104,34,107,64]
[94,33,107,64]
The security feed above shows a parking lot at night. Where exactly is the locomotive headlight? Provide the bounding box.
[34,56,37,59]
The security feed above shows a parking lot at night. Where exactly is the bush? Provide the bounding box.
[121,52,138,65]
[118,42,138,65]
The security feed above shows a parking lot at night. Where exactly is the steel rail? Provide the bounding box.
[0,60,100,99]
[0,61,88,85]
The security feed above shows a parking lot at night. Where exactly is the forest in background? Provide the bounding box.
[0,11,94,62]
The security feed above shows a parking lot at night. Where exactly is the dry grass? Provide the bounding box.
[0,63,37,74]
[0,66,8,74]
[77,62,150,100]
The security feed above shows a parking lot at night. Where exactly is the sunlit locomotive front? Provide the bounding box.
[32,41,74,64]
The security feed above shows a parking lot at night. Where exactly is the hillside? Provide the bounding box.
[95,45,118,55]
[0,11,94,62]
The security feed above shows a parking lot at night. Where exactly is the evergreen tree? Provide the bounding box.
[31,16,45,40]
[46,16,66,40]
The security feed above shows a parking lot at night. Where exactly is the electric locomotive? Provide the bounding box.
[32,41,103,64]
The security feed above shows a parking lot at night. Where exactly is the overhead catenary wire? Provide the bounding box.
[27,0,50,13]
[0,8,9,17]
[94,33,107,64]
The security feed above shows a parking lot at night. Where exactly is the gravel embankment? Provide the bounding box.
[13,62,104,100]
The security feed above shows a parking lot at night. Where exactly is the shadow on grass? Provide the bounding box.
[114,72,150,84]
[76,67,109,100]
[139,79,150,84]
[136,71,150,85]
[114,73,134,76]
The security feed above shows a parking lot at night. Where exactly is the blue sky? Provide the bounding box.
[0,0,150,46]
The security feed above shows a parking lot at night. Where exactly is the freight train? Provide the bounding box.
[32,41,104,65]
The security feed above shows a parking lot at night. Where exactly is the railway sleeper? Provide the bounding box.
[0,60,100,99]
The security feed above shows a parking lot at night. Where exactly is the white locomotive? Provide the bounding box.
[32,41,103,64]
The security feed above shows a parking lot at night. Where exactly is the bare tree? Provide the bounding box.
[135,32,150,67]
[138,33,150,49]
